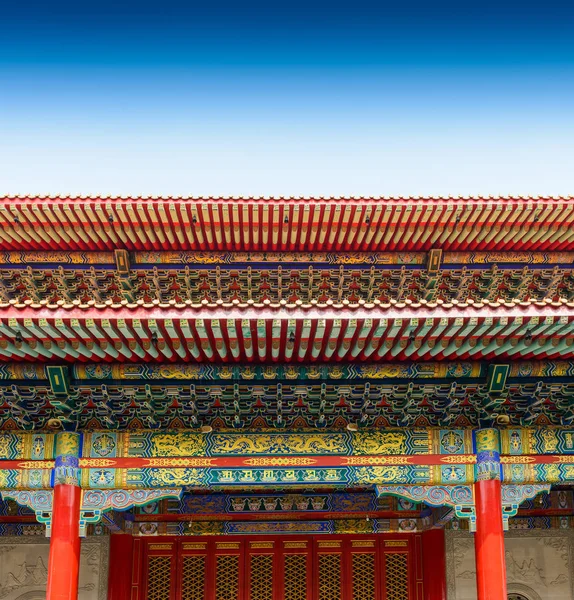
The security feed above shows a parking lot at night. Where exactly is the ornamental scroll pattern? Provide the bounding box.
[82,488,182,511]
[376,485,474,508]
[376,484,551,532]
[1,488,183,537]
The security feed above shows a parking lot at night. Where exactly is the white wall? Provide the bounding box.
[0,537,108,600]
[446,530,574,600]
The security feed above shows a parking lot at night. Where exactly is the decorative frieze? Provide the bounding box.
[1,488,182,536]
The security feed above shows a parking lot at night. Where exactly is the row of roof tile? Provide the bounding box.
[1,196,574,253]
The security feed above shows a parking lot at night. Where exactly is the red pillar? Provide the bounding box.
[474,479,507,599]
[46,433,82,600]
[422,529,447,600]
[108,534,135,600]
[474,429,507,600]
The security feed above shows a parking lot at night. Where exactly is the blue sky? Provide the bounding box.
[0,0,573,196]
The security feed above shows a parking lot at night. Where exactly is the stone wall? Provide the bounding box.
[0,537,108,600]
[446,530,574,600]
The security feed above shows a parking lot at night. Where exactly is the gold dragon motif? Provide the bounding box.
[150,433,206,457]
[210,433,347,455]
[352,431,407,455]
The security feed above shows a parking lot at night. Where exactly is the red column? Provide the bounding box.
[108,534,135,600]
[422,529,447,600]
[46,432,82,600]
[474,479,507,599]
[474,428,507,600]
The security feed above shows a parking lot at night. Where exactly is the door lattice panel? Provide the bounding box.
[352,553,375,600]
[182,555,206,600]
[147,556,172,600]
[384,553,409,600]
[141,536,419,600]
[250,554,274,600]
[215,555,240,600]
[284,554,307,600]
[318,554,341,600]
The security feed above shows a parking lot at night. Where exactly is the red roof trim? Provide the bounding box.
[1,195,573,204]
[1,305,573,319]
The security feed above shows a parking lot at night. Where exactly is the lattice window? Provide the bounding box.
[318,554,341,600]
[352,553,375,600]
[182,555,206,600]
[284,554,307,600]
[250,554,274,600]
[384,553,409,600]
[216,555,240,600]
[147,556,172,600]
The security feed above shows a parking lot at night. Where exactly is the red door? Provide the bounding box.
[137,534,422,600]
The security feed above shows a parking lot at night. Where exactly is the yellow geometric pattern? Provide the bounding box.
[215,555,240,600]
[181,555,206,600]
[250,554,274,600]
[318,553,341,600]
[147,556,172,600]
[384,553,409,600]
[284,554,307,600]
[352,553,375,600]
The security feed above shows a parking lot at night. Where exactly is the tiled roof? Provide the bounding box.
[0,308,572,363]
[1,196,573,252]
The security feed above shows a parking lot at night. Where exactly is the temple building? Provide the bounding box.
[1,195,574,600]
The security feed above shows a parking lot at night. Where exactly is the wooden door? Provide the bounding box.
[177,539,209,600]
[136,534,422,600]
[143,539,178,600]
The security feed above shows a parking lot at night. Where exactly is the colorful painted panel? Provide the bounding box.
[83,429,459,459]
[502,429,574,455]
[0,433,53,460]
[4,359,574,383]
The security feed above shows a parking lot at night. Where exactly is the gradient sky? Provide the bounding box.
[0,0,573,196]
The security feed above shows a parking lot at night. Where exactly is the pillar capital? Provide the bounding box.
[475,428,501,481]
[474,428,507,599]
[47,432,82,599]
[475,428,500,453]
[54,432,81,486]
[55,431,81,457]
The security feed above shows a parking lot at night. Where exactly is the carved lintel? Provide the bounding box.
[375,484,473,508]
[1,488,183,537]
[375,483,551,532]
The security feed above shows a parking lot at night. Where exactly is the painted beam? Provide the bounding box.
[1,249,574,267]
[4,359,574,380]
[1,429,574,489]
